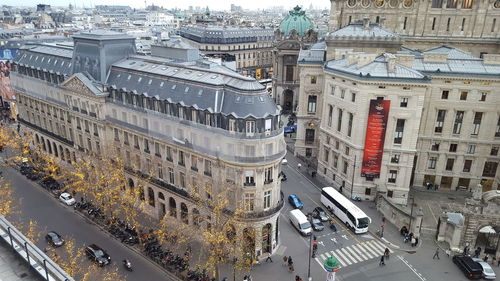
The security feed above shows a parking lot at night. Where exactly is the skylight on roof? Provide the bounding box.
[161,67,168,70]
[160,82,164,87]
[129,62,136,65]
[211,75,219,79]
[148,79,152,85]
[185,87,189,93]
[151,65,158,68]
[117,74,121,78]
[197,73,204,77]
[138,77,142,82]
[171,85,177,90]
[198,90,203,96]
[127,75,131,80]
[173,69,179,72]
[258,96,264,102]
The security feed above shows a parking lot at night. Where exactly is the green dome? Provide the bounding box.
[279,6,315,36]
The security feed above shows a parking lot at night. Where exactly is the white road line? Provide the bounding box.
[315,257,327,272]
[330,250,347,267]
[346,246,365,262]
[426,202,438,224]
[352,244,371,260]
[361,242,379,257]
[365,242,384,255]
[374,240,394,253]
[320,253,326,260]
[339,248,356,264]
[371,240,388,253]
[398,255,426,281]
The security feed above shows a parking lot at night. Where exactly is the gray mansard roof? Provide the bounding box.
[298,41,326,64]
[404,46,500,76]
[180,25,274,44]
[325,54,428,81]
[15,44,73,75]
[108,57,278,118]
[326,21,401,40]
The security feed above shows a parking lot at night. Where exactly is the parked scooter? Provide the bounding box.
[123,259,133,271]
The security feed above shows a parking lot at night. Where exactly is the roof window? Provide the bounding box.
[148,79,152,85]
[127,75,131,80]
[129,62,136,65]
[235,96,241,103]
[198,90,203,96]
[161,67,168,70]
[138,77,142,82]
[258,96,264,102]
[151,65,158,68]
[211,75,219,79]
[160,82,164,87]
[185,87,189,93]
[197,73,204,77]
[171,85,177,90]
[173,69,179,72]
[117,74,121,78]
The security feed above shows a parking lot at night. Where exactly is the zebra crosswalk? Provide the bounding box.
[316,240,393,268]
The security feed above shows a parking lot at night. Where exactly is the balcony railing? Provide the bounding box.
[19,118,74,146]
[224,191,284,219]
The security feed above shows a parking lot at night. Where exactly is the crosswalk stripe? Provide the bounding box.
[374,240,394,253]
[351,244,370,260]
[371,241,388,253]
[330,250,347,267]
[355,244,373,259]
[320,253,326,260]
[366,242,384,255]
[346,246,365,262]
[339,248,356,264]
[362,243,379,257]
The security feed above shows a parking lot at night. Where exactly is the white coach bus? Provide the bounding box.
[320,187,371,234]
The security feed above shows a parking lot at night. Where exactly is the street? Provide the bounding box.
[1,165,175,281]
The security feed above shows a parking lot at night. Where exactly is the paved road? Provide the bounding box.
[1,165,175,281]
[243,153,466,281]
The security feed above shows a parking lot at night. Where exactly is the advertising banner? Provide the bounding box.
[361,99,391,178]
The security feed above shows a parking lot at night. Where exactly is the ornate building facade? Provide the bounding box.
[11,30,286,258]
[272,6,318,113]
[329,0,500,56]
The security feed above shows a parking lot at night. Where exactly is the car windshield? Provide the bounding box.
[483,266,494,274]
[357,217,370,228]
[65,194,73,199]
[300,222,311,229]
[94,250,104,256]
[312,219,321,224]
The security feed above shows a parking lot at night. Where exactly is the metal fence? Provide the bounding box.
[0,215,75,281]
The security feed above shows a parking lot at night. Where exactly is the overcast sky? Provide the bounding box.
[5,0,330,11]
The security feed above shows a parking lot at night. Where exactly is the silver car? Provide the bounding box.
[472,258,496,279]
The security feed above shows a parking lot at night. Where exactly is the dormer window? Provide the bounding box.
[246,121,255,137]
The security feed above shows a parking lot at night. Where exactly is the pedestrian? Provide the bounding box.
[384,248,390,260]
[295,276,303,281]
[282,255,288,266]
[411,236,416,247]
[288,256,293,266]
[433,247,440,259]
[463,246,469,256]
[379,255,385,266]
[297,163,302,170]
[243,275,248,281]
[474,247,481,258]
[497,257,500,267]
[265,252,273,263]
[484,255,489,263]
[414,236,419,247]
[289,264,295,272]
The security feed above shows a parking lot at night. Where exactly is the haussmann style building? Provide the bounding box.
[10,30,286,258]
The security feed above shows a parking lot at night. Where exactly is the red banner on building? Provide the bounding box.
[361,99,391,178]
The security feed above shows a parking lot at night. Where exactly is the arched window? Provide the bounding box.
[181,203,189,224]
[158,192,165,200]
[139,186,145,201]
[148,187,155,207]
[192,208,200,227]
[128,178,135,193]
[169,197,177,217]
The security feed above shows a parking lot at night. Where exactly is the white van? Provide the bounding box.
[289,209,312,236]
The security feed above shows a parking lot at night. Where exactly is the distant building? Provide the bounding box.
[36,4,51,12]
[180,25,274,78]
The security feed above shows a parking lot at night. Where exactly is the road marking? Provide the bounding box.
[288,167,361,244]
[365,242,384,255]
[342,234,348,240]
[372,240,393,253]
[331,237,337,244]
[398,255,426,281]
[318,241,325,246]
[361,242,379,257]
[426,202,438,224]
[338,248,355,264]
[315,257,327,272]
[351,244,369,260]
[330,251,347,267]
[320,253,326,260]
[346,246,365,262]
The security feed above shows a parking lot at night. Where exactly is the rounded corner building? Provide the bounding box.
[11,30,286,259]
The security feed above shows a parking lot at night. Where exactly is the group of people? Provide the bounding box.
[400,226,419,247]
[283,255,294,272]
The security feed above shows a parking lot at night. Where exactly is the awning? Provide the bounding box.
[479,225,496,234]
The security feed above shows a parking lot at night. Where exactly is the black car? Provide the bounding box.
[452,255,484,280]
[311,218,325,231]
[85,244,111,266]
[312,207,329,222]
[45,231,64,247]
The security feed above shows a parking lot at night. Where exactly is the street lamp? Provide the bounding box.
[307,215,313,281]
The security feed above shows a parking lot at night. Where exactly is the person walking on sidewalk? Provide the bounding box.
[288,256,293,267]
[384,248,390,260]
[297,163,302,170]
[288,264,295,273]
[433,247,440,259]
[282,255,288,266]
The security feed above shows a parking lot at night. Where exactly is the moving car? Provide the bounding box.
[45,231,64,247]
[59,192,76,206]
[311,218,325,231]
[453,255,484,280]
[288,194,303,209]
[472,258,496,279]
[289,209,312,236]
[85,244,111,266]
[312,206,329,222]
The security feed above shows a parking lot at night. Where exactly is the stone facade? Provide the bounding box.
[11,31,286,258]
[329,0,500,56]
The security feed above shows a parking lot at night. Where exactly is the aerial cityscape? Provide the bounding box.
[0,1,499,281]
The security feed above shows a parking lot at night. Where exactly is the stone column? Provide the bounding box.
[437,213,449,242]
[412,207,424,237]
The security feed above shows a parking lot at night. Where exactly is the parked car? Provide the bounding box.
[453,255,484,280]
[85,244,111,266]
[312,207,329,222]
[45,231,64,247]
[41,177,60,190]
[289,209,312,236]
[59,193,76,206]
[288,194,303,209]
[311,218,325,231]
[472,258,496,279]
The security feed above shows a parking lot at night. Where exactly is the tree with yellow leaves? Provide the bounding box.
[0,178,16,217]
